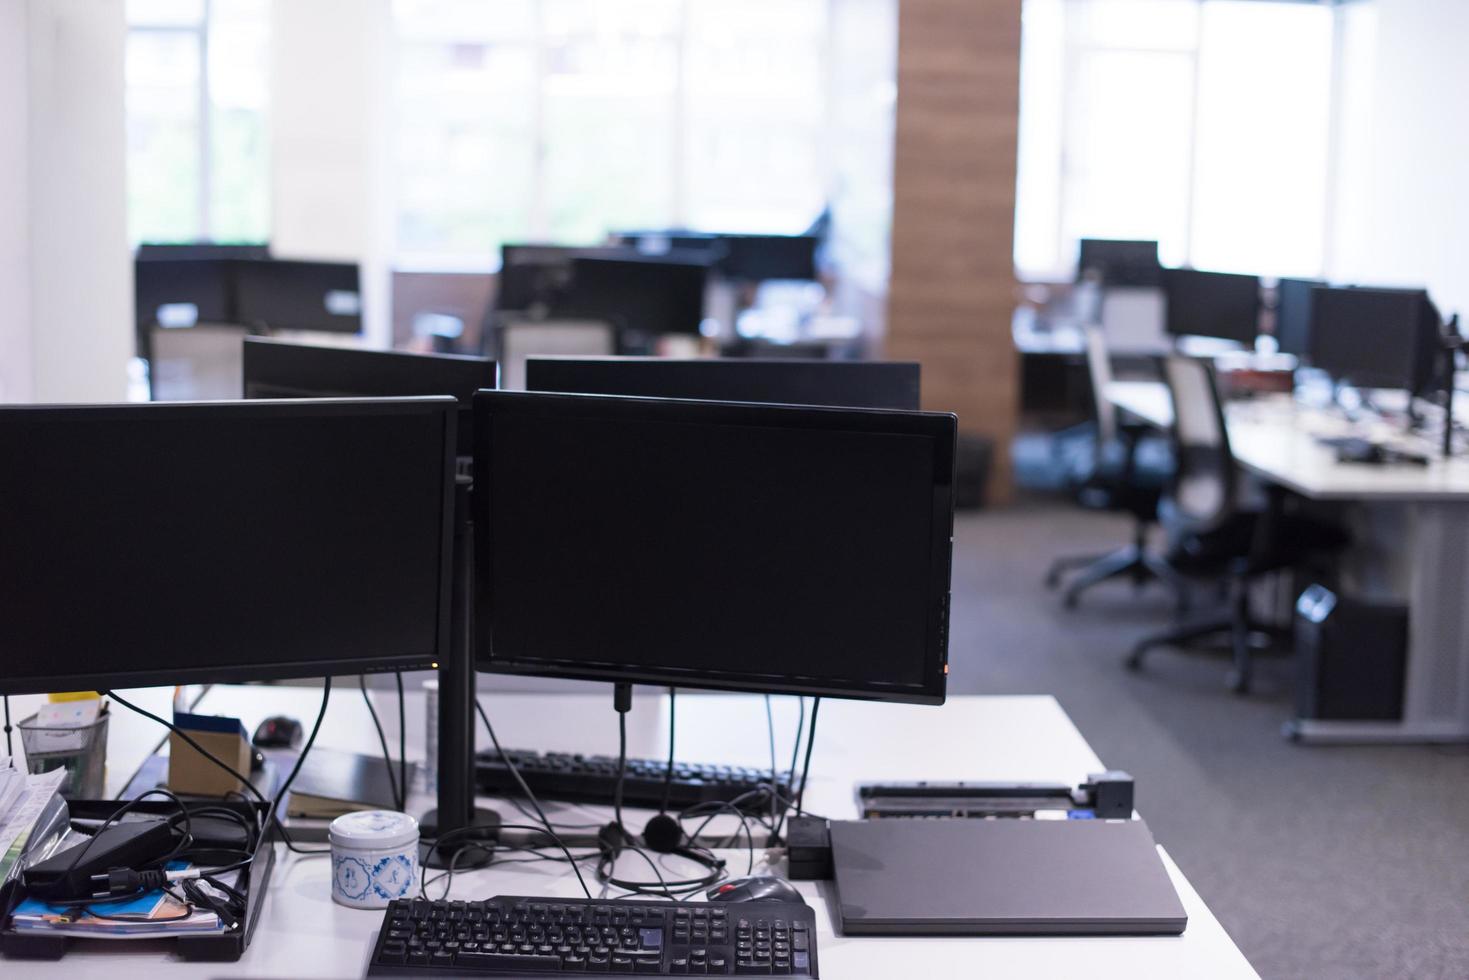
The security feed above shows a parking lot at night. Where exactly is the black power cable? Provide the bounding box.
[795,697,821,818]
[395,671,407,806]
[360,675,402,811]
[105,680,333,856]
[660,688,676,814]
[472,697,593,899]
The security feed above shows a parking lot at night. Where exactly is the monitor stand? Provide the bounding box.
[1441,314,1464,458]
[420,475,498,870]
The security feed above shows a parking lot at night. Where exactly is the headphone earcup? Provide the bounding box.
[642,813,684,854]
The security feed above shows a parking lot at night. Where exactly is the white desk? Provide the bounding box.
[1107,380,1469,743]
[7,686,1256,979]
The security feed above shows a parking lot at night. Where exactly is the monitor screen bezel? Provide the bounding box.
[471,390,955,705]
[523,356,923,411]
[0,396,458,695]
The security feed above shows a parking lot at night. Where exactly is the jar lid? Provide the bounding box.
[329,809,419,850]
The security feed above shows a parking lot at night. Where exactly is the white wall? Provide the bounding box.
[0,1,131,404]
[28,0,131,402]
[270,0,394,347]
[0,4,32,403]
[1329,0,1469,321]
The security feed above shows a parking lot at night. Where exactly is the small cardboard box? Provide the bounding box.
[168,712,252,797]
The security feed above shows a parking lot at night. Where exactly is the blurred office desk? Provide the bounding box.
[7,686,1255,979]
[1107,380,1469,743]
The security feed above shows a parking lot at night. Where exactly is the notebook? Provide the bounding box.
[285,749,415,819]
[829,817,1188,936]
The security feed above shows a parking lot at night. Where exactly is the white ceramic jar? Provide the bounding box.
[329,810,420,909]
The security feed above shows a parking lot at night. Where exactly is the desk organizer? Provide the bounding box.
[0,798,275,962]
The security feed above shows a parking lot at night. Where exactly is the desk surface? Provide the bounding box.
[1106,380,1469,502]
[5,687,1258,978]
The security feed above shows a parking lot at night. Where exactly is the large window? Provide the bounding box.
[391,0,862,270]
[126,0,270,245]
[1015,0,1335,281]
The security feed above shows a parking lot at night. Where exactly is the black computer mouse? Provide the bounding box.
[253,715,302,749]
[706,876,806,905]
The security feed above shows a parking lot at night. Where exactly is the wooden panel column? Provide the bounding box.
[885,0,1022,504]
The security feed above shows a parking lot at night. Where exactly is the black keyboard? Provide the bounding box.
[367,895,820,976]
[476,749,792,813]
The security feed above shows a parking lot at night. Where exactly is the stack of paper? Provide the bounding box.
[0,764,67,886]
[0,759,24,817]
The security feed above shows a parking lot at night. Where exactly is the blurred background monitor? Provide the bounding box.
[1162,267,1261,344]
[1273,278,1326,358]
[1307,286,1441,393]
[559,256,709,336]
[716,234,819,282]
[1076,239,1162,288]
[234,259,362,334]
[136,242,270,262]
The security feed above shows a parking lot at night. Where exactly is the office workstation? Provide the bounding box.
[5,2,1469,978]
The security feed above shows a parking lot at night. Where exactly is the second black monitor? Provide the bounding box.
[1163,268,1261,344]
[525,356,921,411]
[1308,286,1440,393]
[473,391,955,704]
[242,338,496,454]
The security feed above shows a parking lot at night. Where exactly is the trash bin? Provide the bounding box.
[1294,585,1408,721]
[954,435,994,510]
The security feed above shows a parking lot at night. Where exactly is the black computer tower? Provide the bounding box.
[1294,585,1408,721]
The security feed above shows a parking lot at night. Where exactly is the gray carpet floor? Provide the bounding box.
[948,499,1469,979]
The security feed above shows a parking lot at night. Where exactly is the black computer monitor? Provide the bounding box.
[525,356,921,410]
[613,230,724,259]
[495,244,636,312]
[1274,277,1325,358]
[136,242,270,261]
[1076,239,1161,287]
[716,235,819,282]
[472,391,955,704]
[1162,268,1262,343]
[1308,286,1441,393]
[242,338,496,455]
[234,259,362,333]
[134,258,235,331]
[561,256,708,336]
[0,398,457,695]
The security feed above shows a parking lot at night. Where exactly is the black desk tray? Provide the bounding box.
[0,798,275,962]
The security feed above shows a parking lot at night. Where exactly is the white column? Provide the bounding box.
[269,0,394,348]
[0,0,131,404]
[0,4,32,403]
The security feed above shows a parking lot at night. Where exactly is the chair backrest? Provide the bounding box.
[495,316,616,390]
[1158,353,1236,532]
[1083,324,1117,446]
[148,323,249,401]
[1099,286,1168,353]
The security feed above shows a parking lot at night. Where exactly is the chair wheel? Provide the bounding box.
[1124,651,1144,671]
[1044,570,1062,589]
[1062,592,1080,610]
[1225,670,1250,695]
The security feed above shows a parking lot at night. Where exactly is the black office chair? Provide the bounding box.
[1126,355,1346,693]
[1046,327,1186,609]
